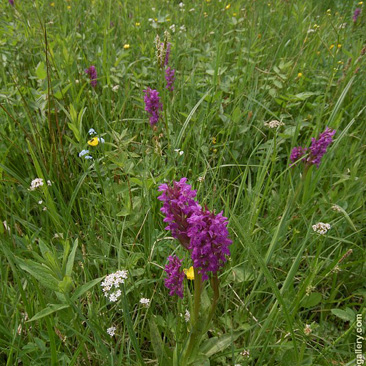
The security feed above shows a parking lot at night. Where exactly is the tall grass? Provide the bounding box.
[1,0,365,365]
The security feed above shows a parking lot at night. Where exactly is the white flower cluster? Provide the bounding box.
[264,120,284,128]
[140,298,150,308]
[240,349,250,357]
[174,148,184,156]
[312,222,331,235]
[29,178,51,191]
[184,309,190,322]
[304,324,312,335]
[101,270,128,302]
[107,326,116,337]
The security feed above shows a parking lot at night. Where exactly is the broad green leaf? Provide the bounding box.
[58,276,73,294]
[188,354,210,366]
[66,239,78,277]
[331,308,355,322]
[71,277,103,301]
[68,123,81,142]
[28,304,69,322]
[36,62,47,80]
[301,292,322,308]
[16,258,60,291]
[201,332,241,357]
[150,318,170,364]
[54,84,72,99]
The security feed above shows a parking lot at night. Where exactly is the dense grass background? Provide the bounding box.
[1,0,365,365]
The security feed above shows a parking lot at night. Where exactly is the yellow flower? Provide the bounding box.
[184,267,195,280]
[212,137,217,144]
[233,12,237,16]
[204,12,208,17]
[329,44,335,50]
[67,5,71,9]
[225,4,231,10]
[337,44,342,48]
[135,22,140,26]
[206,0,211,2]
[316,51,320,55]
[338,61,344,65]
[88,137,99,146]
[123,44,130,49]
[298,72,303,78]
[358,1,363,5]
[51,2,55,6]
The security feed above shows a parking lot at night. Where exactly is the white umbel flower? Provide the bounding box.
[29,178,44,191]
[264,120,284,128]
[312,222,331,235]
[140,298,150,307]
[107,326,116,337]
[101,270,128,301]
[184,310,190,322]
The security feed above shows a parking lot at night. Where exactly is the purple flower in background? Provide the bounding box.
[307,127,336,167]
[143,88,163,126]
[158,178,201,248]
[353,8,361,22]
[165,67,176,91]
[290,146,308,164]
[290,127,336,168]
[187,208,232,281]
[164,42,172,66]
[164,255,184,297]
[85,65,97,88]
[9,0,14,6]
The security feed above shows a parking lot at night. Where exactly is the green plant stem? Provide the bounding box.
[203,274,219,333]
[182,268,203,365]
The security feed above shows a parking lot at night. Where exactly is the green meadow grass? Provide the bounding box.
[1,0,365,365]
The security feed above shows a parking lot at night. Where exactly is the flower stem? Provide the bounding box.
[182,268,202,365]
[204,274,219,332]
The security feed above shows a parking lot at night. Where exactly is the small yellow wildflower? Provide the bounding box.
[204,12,208,17]
[123,44,130,49]
[135,22,140,26]
[50,2,55,6]
[358,1,363,5]
[233,12,237,16]
[67,5,71,9]
[184,267,195,280]
[88,137,99,147]
[225,4,231,10]
[206,0,211,2]
[329,44,335,50]
[298,72,303,78]
[338,61,344,65]
[316,51,320,55]
[337,44,342,49]
[166,18,171,22]
[213,148,217,153]
[212,137,217,144]
[154,18,158,21]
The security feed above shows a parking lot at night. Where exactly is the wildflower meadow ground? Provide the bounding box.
[1,0,366,365]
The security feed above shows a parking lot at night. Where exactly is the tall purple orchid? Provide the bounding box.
[290,127,336,168]
[85,65,97,88]
[143,88,163,126]
[158,178,232,291]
